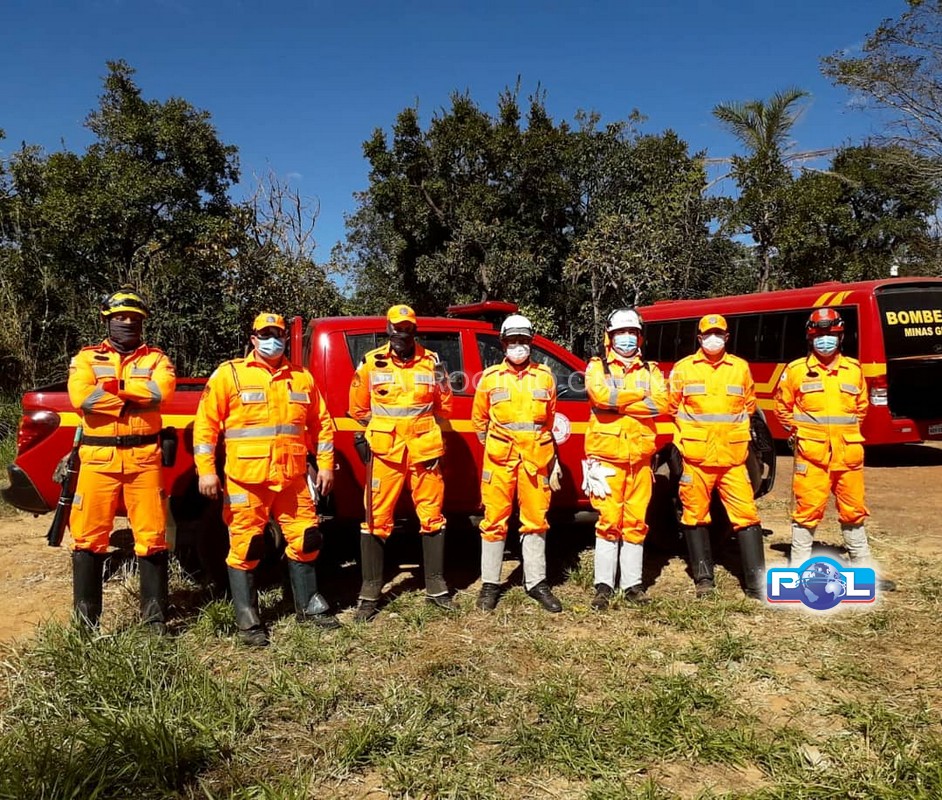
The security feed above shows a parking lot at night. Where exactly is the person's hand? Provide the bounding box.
[315,467,334,496]
[198,473,221,499]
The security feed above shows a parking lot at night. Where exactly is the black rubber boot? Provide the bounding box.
[423,530,456,611]
[683,526,715,597]
[477,582,501,611]
[737,524,766,600]
[527,581,562,613]
[355,532,385,622]
[72,550,104,629]
[138,551,169,634]
[287,559,341,629]
[227,566,269,647]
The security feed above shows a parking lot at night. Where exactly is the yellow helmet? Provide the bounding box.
[101,287,149,319]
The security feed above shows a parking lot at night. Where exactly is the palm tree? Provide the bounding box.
[713,88,809,292]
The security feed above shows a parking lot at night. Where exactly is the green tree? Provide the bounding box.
[778,144,941,284]
[0,62,340,389]
[823,1,942,183]
[712,88,809,292]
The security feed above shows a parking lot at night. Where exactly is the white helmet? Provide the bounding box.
[607,308,643,332]
[500,314,534,339]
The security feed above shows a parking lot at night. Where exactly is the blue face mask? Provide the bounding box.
[813,335,839,356]
[256,336,286,359]
[612,333,638,356]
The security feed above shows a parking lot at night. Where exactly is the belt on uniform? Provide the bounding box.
[82,434,160,447]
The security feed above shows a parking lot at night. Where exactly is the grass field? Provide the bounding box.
[1,534,940,800]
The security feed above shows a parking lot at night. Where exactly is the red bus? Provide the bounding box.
[638,277,942,445]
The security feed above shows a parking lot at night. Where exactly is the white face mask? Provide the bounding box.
[700,334,726,355]
[506,344,530,364]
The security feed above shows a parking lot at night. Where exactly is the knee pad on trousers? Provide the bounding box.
[245,533,266,563]
[302,526,323,554]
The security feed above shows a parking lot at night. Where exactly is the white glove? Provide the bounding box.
[581,458,614,498]
[549,459,563,492]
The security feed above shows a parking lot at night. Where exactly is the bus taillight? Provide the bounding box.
[866,375,888,407]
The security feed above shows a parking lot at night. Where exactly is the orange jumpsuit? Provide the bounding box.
[349,344,453,538]
[585,352,669,543]
[193,354,334,570]
[68,340,176,556]
[774,354,869,526]
[472,360,557,541]
[668,350,759,530]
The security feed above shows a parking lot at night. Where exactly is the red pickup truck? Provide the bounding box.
[3,302,776,580]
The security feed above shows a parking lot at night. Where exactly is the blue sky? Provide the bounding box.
[1,0,901,258]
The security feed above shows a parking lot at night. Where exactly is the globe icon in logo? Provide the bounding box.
[799,560,847,610]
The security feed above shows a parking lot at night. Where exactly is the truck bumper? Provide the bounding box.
[2,465,51,514]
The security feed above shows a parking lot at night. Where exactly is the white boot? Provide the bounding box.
[593,537,619,590]
[790,522,815,567]
[522,533,547,592]
[618,541,644,590]
[840,523,871,563]
[480,539,505,585]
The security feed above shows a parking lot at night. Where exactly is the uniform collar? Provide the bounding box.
[97,339,148,358]
[807,352,845,373]
[498,358,538,376]
[693,349,731,366]
[246,351,290,374]
[605,348,643,370]
[385,342,426,365]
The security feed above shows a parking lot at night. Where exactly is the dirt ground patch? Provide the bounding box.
[2,443,941,641]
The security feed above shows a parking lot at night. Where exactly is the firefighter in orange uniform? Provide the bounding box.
[583,308,669,609]
[68,287,176,631]
[472,315,563,613]
[195,313,338,646]
[775,308,892,588]
[349,304,455,622]
[668,314,766,599]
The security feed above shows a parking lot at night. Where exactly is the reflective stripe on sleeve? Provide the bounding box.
[317,442,334,452]
[225,493,248,505]
[194,443,215,455]
[82,386,105,412]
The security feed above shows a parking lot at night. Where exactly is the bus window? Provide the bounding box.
[644,322,664,362]
[732,314,759,361]
[675,319,698,360]
[757,313,785,362]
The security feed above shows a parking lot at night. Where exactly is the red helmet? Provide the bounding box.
[806,307,844,337]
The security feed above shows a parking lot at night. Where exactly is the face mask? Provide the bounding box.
[389,329,416,358]
[813,335,840,356]
[107,319,143,353]
[612,333,638,357]
[505,344,530,364]
[701,334,726,355]
[256,336,286,359]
